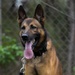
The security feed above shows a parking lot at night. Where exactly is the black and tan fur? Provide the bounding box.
[18,4,62,75]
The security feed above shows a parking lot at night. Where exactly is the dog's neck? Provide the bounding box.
[33,33,47,57]
[34,41,47,57]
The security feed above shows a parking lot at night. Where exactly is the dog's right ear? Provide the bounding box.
[18,5,27,24]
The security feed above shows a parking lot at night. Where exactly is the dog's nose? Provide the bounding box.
[22,34,28,41]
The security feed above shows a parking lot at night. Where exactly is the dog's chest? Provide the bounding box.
[35,57,50,75]
[32,56,51,75]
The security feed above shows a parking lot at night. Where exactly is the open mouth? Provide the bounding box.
[24,40,34,59]
[23,38,39,59]
[21,33,39,59]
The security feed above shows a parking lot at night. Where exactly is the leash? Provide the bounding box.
[19,57,25,75]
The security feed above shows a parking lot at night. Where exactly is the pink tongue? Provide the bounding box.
[24,42,34,59]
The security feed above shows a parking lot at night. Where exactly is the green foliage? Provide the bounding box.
[0,35,23,65]
[73,67,75,75]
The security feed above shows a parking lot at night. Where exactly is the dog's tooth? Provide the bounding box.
[34,39,35,42]
[33,39,35,43]
[32,39,35,44]
[42,53,45,56]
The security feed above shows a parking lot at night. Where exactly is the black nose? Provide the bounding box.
[22,34,28,41]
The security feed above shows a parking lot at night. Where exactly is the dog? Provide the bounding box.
[18,4,62,75]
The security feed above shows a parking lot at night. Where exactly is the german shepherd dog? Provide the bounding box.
[18,4,62,75]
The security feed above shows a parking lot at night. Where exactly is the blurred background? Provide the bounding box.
[0,0,75,75]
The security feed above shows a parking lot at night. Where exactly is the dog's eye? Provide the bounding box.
[21,26,25,30]
[30,25,37,29]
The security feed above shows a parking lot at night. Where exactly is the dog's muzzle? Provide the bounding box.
[22,34,29,42]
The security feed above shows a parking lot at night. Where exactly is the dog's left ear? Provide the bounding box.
[18,5,27,24]
[34,4,45,26]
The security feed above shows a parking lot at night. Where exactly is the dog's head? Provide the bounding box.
[18,4,46,59]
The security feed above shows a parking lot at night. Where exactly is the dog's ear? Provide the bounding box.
[34,4,45,26]
[18,5,27,24]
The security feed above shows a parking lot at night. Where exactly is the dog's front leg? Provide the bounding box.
[25,63,36,75]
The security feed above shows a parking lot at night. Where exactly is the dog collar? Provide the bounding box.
[19,57,25,75]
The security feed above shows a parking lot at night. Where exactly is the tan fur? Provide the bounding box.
[24,38,62,75]
[18,5,62,75]
[19,18,62,75]
[19,18,45,46]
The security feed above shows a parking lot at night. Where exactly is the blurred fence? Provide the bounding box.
[1,0,75,75]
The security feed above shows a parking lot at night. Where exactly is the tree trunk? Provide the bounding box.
[0,0,2,45]
[67,0,75,75]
